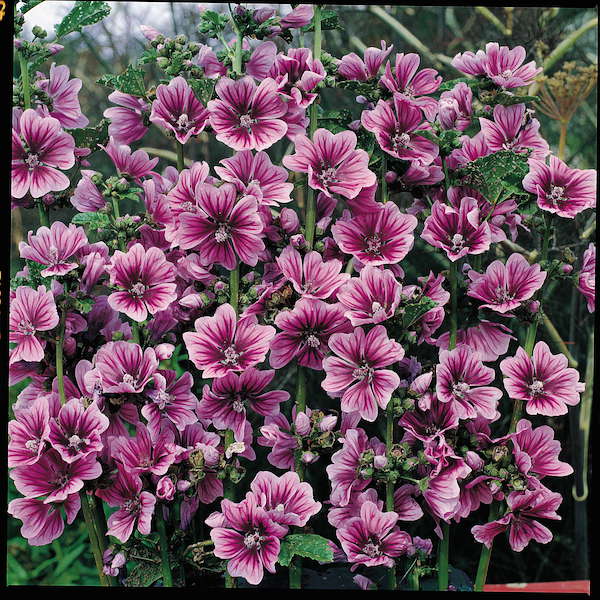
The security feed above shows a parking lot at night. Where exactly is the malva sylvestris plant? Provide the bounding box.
[9,2,596,591]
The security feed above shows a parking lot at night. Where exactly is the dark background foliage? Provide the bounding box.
[9,2,596,587]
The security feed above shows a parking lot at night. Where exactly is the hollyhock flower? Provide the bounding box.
[19,221,87,277]
[106,243,177,322]
[479,103,549,160]
[436,345,502,420]
[332,202,418,266]
[142,370,198,438]
[394,485,425,521]
[446,132,491,170]
[210,494,287,585]
[101,138,158,181]
[400,395,459,445]
[47,398,109,463]
[114,423,177,476]
[336,501,412,569]
[322,326,403,422]
[96,469,156,543]
[276,245,349,300]
[280,4,313,29]
[399,160,445,187]
[513,419,573,479]
[249,471,321,528]
[103,91,150,144]
[522,155,596,218]
[177,183,265,269]
[8,397,52,467]
[482,42,542,89]
[12,109,75,198]
[8,494,80,546]
[361,95,439,163]
[245,41,277,80]
[438,82,472,131]
[258,412,299,470]
[467,253,547,314]
[338,41,394,81]
[215,150,293,207]
[208,77,287,151]
[422,458,472,521]
[71,169,106,212]
[35,63,88,129]
[326,428,385,507]
[500,341,584,416]
[150,76,210,144]
[472,486,561,552]
[11,449,101,503]
[578,243,595,313]
[328,488,383,528]
[93,341,159,394]
[269,298,352,370]
[451,48,487,76]
[421,196,491,262]
[9,285,59,365]
[283,128,375,199]
[193,44,227,78]
[380,53,442,120]
[184,303,275,379]
[199,368,288,441]
[436,321,515,362]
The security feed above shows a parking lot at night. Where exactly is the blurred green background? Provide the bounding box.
[9,3,596,586]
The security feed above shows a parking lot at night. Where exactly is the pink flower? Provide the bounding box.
[322,326,404,422]
[578,243,595,313]
[269,298,352,370]
[9,286,59,365]
[249,471,321,528]
[276,245,350,300]
[193,44,227,78]
[361,95,439,163]
[421,196,491,261]
[380,53,442,119]
[96,468,156,543]
[183,303,275,378]
[210,494,287,585]
[8,397,52,467]
[71,170,106,212]
[93,341,159,394]
[19,221,88,277]
[150,76,210,144]
[208,77,287,151]
[336,501,412,569]
[280,4,314,29]
[47,398,109,464]
[101,138,158,181]
[12,109,75,198]
[436,345,502,420]
[481,42,542,89]
[332,202,418,266]
[106,243,177,322]
[479,103,549,160]
[337,265,402,326]
[11,449,101,503]
[436,321,515,362]
[472,486,561,552]
[283,128,376,199]
[103,91,150,145]
[35,63,88,129]
[438,82,473,131]
[177,183,264,269]
[446,132,491,170]
[8,493,80,546]
[328,488,383,528]
[423,458,472,521]
[338,41,394,81]
[198,368,288,441]
[522,155,596,218]
[214,150,294,207]
[513,419,573,479]
[500,341,584,416]
[451,49,487,77]
[467,253,547,314]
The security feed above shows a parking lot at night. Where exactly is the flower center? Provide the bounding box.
[176,113,190,130]
[392,131,411,152]
[25,438,41,452]
[352,363,374,382]
[494,286,515,303]
[529,379,544,396]
[362,540,383,558]
[47,245,60,264]
[364,233,383,255]
[232,397,245,412]
[54,473,70,488]
[243,528,265,550]
[371,301,386,316]
[25,153,41,169]
[214,223,231,243]
[275,503,285,513]
[153,390,172,410]
[123,497,141,514]
[239,113,257,130]
[501,69,514,79]
[17,319,35,336]
[130,282,147,297]
[452,381,471,398]
[122,373,137,386]
[221,345,240,366]
[317,165,338,186]
[548,185,566,205]
[304,333,321,348]
[450,233,465,253]
[180,201,196,213]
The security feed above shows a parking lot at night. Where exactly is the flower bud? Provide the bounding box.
[384,171,397,184]
[301,451,318,464]
[156,475,176,501]
[155,343,175,360]
[318,414,337,432]
[294,412,311,436]
[373,455,388,469]
[528,300,540,314]
[561,264,573,274]
[176,479,192,492]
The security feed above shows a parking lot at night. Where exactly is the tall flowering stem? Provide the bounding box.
[385,402,397,590]
[175,140,184,172]
[80,492,112,587]
[55,308,67,405]
[156,509,174,587]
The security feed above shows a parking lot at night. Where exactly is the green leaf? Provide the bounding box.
[97,64,146,97]
[413,129,441,144]
[189,78,216,106]
[71,212,110,229]
[438,77,481,92]
[55,1,111,39]
[277,534,333,567]
[491,92,540,106]
[454,150,531,203]
[68,119,109,150]
[20,0,45,13]
[301,9,343,32]
[124,560,162,587]
[403,296,437,329]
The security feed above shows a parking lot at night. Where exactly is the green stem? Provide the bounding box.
[408,559,420,591]
[56,309,67,405]
[229,261,239,316]
[19,52,31,109]
[223,427,236,589]
[448,261,458,350]
[474,502,500,591]
[437,522,450,590]
[558,121,568,161]
[80,492,111,586]
[385,402,397,590]
[234,30,243,75]
[37,202,50,227]
[381,156,388,204]
[156,508,173,587]
[175,141,184,172]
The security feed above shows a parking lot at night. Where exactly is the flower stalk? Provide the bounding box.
[385,401,397,590]
[80,491,112,586]
[156,508,174,587]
